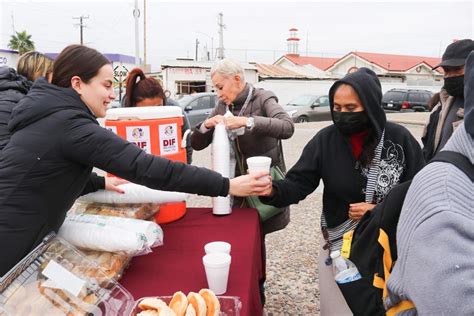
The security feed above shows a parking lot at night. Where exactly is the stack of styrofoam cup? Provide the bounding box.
[212,123,232,215]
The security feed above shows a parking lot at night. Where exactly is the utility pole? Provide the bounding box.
[10,12,15,34]
[143,0,147,68]
[195,38,200,61]
[217,12,225,60]
[73,15,89,45]
[133,0,140,66]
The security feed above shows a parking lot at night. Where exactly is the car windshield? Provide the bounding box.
[287,95,317,106]
[177,95,195,106]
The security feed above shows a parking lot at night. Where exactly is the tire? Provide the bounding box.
[297,116,309,123]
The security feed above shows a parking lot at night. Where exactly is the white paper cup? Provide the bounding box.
[205,241,231,255]
[202,253,231,295]
[246,156,271,180]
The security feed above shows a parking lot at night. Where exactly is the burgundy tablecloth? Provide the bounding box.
[120,208,263,316]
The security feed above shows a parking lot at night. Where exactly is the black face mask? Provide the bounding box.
[333,111,370,135]
[443,75,464,97]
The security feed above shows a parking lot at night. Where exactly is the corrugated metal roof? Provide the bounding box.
[256,64,309,78]
[283,54,340,70]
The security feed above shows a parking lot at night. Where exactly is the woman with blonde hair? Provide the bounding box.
[17,50,54,82]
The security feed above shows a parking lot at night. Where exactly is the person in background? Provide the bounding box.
[190,58,295,305]
[0,45,270,276]
[0,51,53,149]
[124,68,193,164]
[259,68,425,315]
[386,50,474,316]
[0,51,125,194]
[422,39,474,161]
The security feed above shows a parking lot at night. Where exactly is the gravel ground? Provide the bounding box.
[187,114,425,315]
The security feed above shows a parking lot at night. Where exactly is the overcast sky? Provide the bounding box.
[1,0,473,71]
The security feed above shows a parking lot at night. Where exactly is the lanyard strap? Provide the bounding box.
[365,130,385,203]
[237,85,254,117]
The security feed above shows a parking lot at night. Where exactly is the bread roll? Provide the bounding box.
[186,292,206,316]
[138,310,160,316]
[185,304,196,316]
[138,297,168,311]
[169,291,188,316]
[157,305,178,316]
[198,289,220,316]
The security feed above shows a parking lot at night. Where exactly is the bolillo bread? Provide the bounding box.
[198,289,221,316]
[186,292,206,316]
[138,298,168,311]
[184,304,196,316]
[169,291,188,316]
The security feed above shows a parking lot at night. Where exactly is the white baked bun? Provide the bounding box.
[185,304,196,316]
[186,292,206,316]
[138,310,160,316]
[158,305,178,316]
[169,291,188,316]
[198,289,221,316]
[138,297,168,311]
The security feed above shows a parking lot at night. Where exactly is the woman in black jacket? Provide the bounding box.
[0,51,125,195]
[0,45,270,276]
[260,68,425,314]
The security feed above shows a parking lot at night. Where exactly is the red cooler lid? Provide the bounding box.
[106,106,183,121]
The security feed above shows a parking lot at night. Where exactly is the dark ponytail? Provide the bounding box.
[125,68,166,107]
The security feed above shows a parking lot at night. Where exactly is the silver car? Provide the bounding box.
[284,95,331,123]
[177,93,218,128]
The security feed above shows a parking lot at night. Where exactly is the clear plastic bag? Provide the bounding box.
[80,202,160,220]
[58,214,164,256]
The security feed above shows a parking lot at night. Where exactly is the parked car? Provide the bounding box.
[177,93,218,128]
[283,95,331,123]
[382,89,433,112]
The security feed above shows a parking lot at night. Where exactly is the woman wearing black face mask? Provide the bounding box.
[258,68,425,315]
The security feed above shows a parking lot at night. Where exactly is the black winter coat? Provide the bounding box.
[0,68,105,197]
[0,79,229,276]
[0,67,31,149]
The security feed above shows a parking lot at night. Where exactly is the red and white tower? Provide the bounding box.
[287,28,300,55]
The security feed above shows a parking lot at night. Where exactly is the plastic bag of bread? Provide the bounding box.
[83,202,160,220]
[0,233,134,316]
[79,183,187,204]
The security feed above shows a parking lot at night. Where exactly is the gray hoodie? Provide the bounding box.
[386,52,474,315]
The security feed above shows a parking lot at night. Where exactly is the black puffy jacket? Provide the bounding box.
[0,78,229,276]
[0,68,104,196]
[0,67,31,149]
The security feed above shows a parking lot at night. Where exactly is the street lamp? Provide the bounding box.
[196,31,214,61]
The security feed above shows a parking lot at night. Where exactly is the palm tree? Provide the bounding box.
[8,31,35,55]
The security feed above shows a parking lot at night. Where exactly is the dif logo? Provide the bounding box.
[130,127,149,151]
